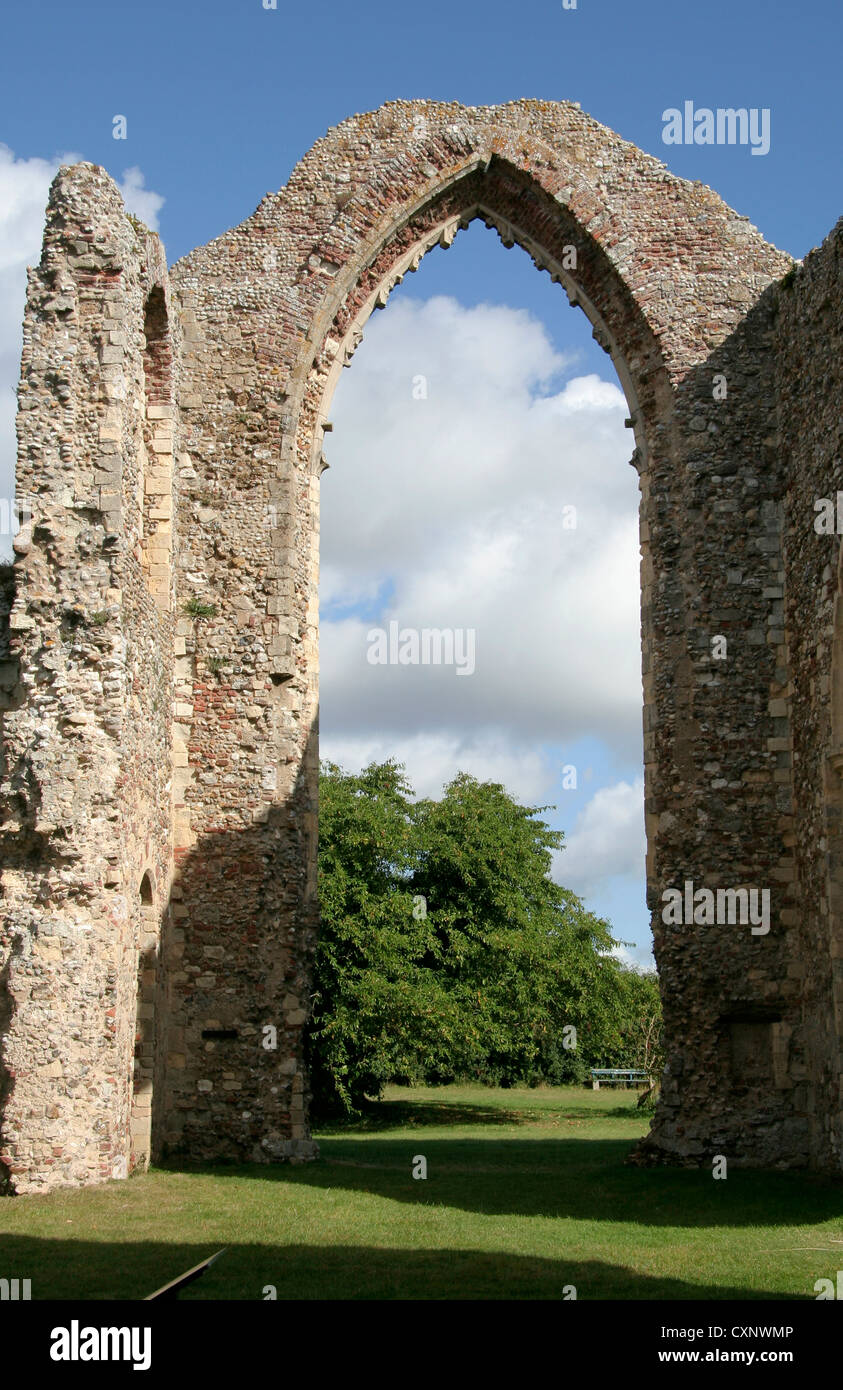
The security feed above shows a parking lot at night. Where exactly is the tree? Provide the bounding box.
[307,760,661,1111]
[410,771,622,1085]
[306,761,458,1113]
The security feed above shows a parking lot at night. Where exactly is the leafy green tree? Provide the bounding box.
[307,760,662,1111]
[410,772,621,1085]
[615,968,663,1076]
[306,760,457,1113]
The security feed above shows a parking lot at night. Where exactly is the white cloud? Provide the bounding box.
[320,294,644,761]
[612,940,656,972]
[117,167,164,233]
[0,146,164,530]
[553,777,646,898]
[319,728,554,804]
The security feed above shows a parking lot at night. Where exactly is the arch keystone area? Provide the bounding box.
[2,100,842,1191]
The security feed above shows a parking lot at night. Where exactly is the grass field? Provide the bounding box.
[1,1085,841,1300]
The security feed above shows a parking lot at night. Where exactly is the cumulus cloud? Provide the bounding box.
[321,294,644,762]
[117,167,164,233]
[553,777,646,898]
[319,728,555,805]
[0,145,164,524]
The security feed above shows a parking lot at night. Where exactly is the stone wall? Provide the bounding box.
[0,166,175,1191]
[635,286,806,1167]
[1,99,840,1191]
[774,219,843,1171]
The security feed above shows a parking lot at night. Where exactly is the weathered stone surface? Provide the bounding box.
[0,99,840,1192]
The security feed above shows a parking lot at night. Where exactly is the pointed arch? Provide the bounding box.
[165,99,798,1173]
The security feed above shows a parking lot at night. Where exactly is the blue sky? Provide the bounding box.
[0,0,839,265]
[0,0,839,968]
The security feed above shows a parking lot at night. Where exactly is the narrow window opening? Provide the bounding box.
[131,872,158,1172]
[139,286,174,609]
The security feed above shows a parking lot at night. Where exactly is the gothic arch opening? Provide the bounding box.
[313,195,655,1103]
[285,158,674,917]
[296,155,671,943]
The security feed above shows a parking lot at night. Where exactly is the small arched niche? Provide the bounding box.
[139,870,154,907]
[131,869,158,1171]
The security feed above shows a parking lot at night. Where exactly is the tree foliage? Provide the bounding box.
[306,760,661,1113]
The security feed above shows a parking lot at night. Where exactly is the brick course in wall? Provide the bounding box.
[0,100,840,1191]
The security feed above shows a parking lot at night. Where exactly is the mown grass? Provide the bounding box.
[1,1085,840,1300]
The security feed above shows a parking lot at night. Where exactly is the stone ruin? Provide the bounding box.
[0,99,841,1193]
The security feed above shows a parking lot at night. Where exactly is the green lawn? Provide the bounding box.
[1,1085,841,1299]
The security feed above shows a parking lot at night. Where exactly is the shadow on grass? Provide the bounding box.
[158,1137,843,1230]
[313,1094,644,1134]
[0,1235,808,1300]
[314,1098,530,1133]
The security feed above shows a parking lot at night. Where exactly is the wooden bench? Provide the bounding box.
[590,1068,650,1090]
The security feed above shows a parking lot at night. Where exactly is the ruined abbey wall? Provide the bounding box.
[774,220,843,1170]
[0,169,176,1187]
[0,100,840,1192]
